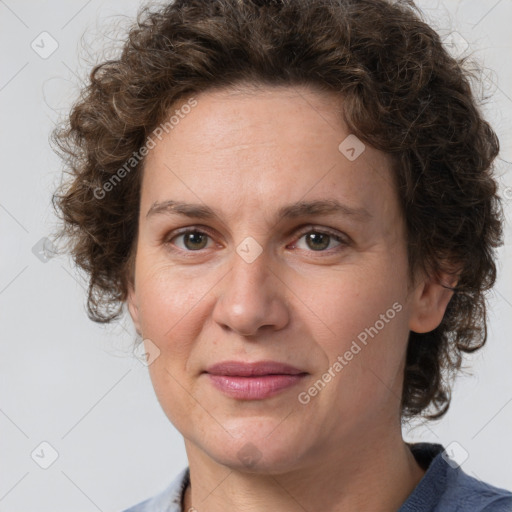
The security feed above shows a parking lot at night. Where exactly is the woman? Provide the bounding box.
[51,0,512,510]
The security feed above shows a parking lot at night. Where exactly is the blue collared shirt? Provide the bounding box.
[122,443,512,511]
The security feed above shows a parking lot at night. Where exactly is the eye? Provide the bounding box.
[164,226,348,255]
[167,229,214,251]
[292,228,346,252]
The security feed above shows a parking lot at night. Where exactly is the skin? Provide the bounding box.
[127,84,455,511]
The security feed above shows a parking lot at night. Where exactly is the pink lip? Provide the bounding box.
[204,360,308,400]
[205,360,305,376]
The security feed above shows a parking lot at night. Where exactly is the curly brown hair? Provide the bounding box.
[51,0,504,420]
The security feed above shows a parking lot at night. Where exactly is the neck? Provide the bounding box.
[181,428,426,511]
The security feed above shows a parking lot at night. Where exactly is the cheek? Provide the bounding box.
[297,263,405,350]
[135,261,212,343]
[135,263,215,428]
[295,260,409,407]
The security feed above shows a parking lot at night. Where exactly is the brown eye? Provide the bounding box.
[295,230,343,252]
[304,232,331,251]
[170,230,212,251]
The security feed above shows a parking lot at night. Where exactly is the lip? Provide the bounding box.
[204,360,308,400]
[205,360,306,376]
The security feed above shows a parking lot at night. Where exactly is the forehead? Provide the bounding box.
[162,84,346,155]
[140,85,397,222]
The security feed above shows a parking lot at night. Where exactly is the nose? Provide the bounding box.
[212,250,290,337]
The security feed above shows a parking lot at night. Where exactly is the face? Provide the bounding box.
[127,84,451,473]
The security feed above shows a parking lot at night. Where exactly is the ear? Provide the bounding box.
[127,282,142,336]
[408,271,458,334]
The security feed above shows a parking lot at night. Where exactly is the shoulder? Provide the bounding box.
[481,498,512,512]
[120,467,190,512]
[441,465,512,512]
[402,443,512,512]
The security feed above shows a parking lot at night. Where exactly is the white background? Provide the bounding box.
[0,1,511,510]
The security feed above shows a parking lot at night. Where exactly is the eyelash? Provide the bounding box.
[163,225,349,256]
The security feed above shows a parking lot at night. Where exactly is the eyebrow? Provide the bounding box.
[146,199,372,223]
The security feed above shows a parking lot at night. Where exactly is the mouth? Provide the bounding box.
[203,360,308,400]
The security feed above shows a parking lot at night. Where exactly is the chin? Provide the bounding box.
[199,424,309,475]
